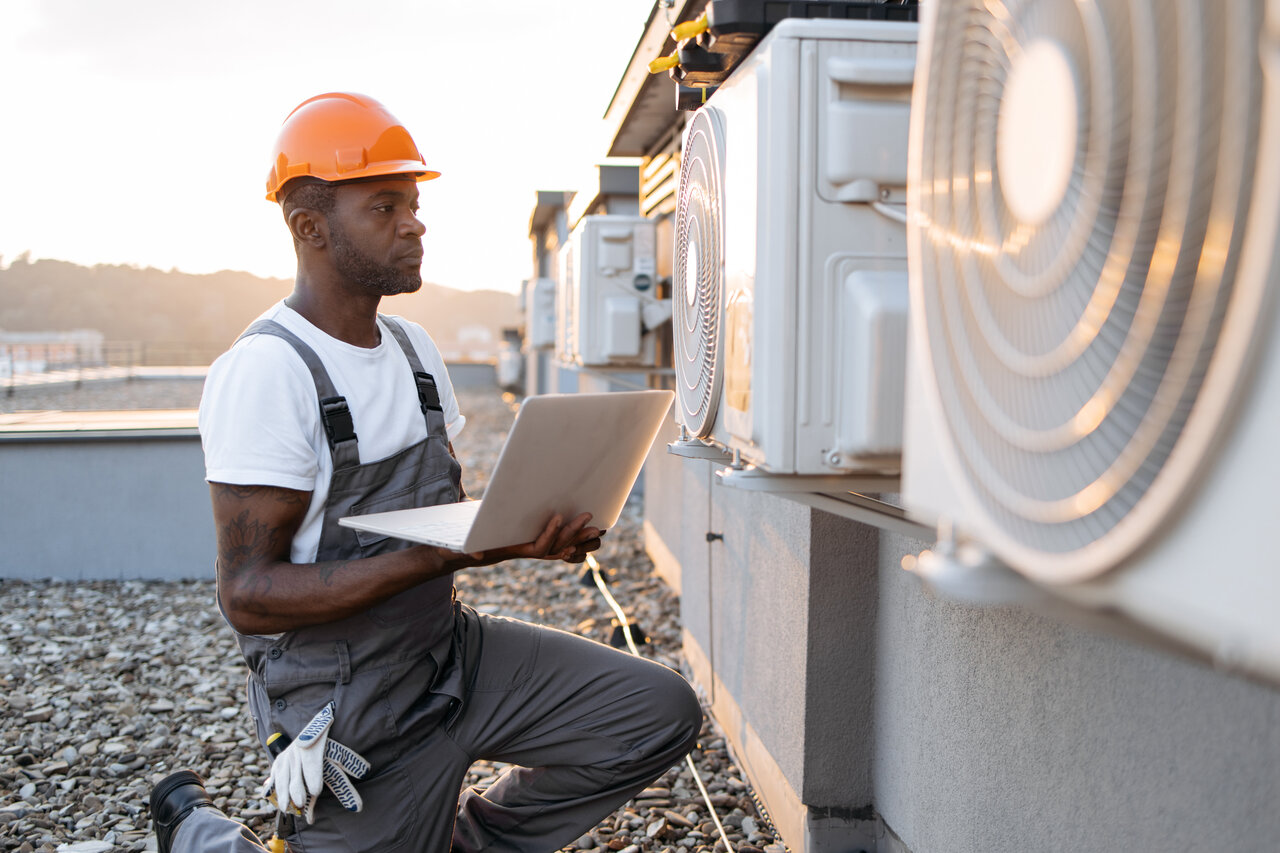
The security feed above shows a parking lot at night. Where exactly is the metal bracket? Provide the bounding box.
[902,538,1049,607]
[785,490,932,541]
[668,438,735,461]
[715,466,900,494]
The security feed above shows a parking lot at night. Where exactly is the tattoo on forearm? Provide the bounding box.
[238,568,273,600]
[219,510,279,578]
[318,560,351,587]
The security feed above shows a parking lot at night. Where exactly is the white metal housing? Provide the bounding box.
[523,277,557,351]
[672,19,918,475]
[902,0,1280,683]
[556,215,661,367]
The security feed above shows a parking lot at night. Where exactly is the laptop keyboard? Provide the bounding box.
[400,518,471,547]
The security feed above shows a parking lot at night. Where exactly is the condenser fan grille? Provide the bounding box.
[674,107,726,438]
[915,0,1265,564]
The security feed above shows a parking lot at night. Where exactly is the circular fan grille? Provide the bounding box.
[914,0,1266,578]
[674,107,727,438]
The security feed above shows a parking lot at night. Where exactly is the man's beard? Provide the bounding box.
[329,220,422,296]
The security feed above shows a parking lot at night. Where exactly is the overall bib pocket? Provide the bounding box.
[348,470,458,555]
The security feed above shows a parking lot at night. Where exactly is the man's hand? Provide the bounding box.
[211,482,469,634]
[212,482,601,633]
[458,512,604,567]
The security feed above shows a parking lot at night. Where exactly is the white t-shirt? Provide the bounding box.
[198,302,465,564]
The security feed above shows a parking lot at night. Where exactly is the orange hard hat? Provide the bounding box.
[264,92,440,202]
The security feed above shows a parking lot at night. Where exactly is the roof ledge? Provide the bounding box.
[603,0,709,158]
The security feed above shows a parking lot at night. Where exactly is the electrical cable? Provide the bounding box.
[872,200,909,225]
[588,554,642,656]
[585,554,736,852]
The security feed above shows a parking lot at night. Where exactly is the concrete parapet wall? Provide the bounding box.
[873,531,1280,853]
[0,432,215,580]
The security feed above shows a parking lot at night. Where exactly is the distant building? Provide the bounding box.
[0,329,103,377]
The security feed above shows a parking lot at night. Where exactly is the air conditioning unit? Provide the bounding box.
[556,215,663,367]
[902,0,1280,683]
[672,19,918,477]
[523,277,557,350]
[554,244,576,366]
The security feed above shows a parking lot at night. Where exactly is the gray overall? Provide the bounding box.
[175,316,703,853]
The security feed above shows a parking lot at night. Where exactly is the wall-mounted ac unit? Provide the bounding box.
[902,0,1280,683]
[556,215,664,367]
[555,242,576,366]
[672,19,918,477]
[523,277,557,350]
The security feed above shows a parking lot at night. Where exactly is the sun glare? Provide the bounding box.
[0,0,655,294]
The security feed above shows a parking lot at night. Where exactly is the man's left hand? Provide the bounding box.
[457,512,604,567]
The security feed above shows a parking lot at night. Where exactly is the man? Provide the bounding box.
[151,92,701,853]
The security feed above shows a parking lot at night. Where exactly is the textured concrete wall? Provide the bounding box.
[801,512,877,806]
[653,471,1280,852]
[670,457,715,692]
[0,435,214,580]
[875,530,1280,853]
[710,483,813,787]
[642,418,693,594]
[659,468,883,812]
[552,365,580,394]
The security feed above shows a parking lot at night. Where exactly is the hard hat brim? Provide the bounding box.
[266,163,441,202]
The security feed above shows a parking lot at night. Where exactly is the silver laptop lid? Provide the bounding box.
[460,390,674,552]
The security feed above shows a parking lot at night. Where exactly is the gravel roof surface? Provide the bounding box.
[0,378,207,414]
[1,383,782,853]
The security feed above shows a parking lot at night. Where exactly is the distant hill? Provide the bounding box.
[0,257,519,362]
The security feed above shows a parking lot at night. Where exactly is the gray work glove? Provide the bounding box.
[261,701,371,823]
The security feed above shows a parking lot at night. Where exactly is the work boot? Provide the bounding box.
[150,769,215,853]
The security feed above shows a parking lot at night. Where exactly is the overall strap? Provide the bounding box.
[379,315,444,422]
[236,319,361,469]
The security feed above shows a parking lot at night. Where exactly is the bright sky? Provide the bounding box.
[0,0,658,293]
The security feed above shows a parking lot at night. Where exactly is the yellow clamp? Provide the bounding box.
[649,52,680,74]
[647,13,710,75]
[672,13,709,42]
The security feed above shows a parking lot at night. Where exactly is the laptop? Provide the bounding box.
[339,390,674,553]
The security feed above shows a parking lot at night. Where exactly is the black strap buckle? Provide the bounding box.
[319,396,357,446]
[415,372,443,414]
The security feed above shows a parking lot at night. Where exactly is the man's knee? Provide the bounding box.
[670,670,703,753]
[636,661,703,757]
